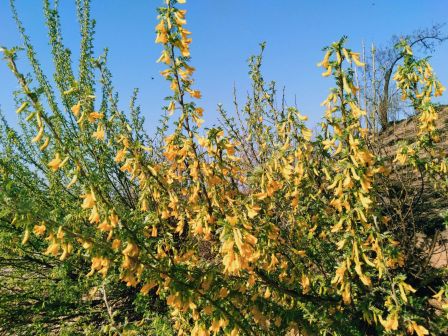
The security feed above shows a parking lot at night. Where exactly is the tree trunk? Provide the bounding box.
[379,68,393,130]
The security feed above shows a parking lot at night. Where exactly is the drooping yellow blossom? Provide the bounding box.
[350,52,365,67]
[59,243,73,261]
[302,127,312,141]
[66,174,78,189]
[39,137,50,151]
[89,206,100,224]
[322,66,332,77]
[98,220,112,232]
[21,229,30,245]
[317,50,332,68]
[86,256,110,277]
[140,281,157,295]
[122,241,139,258]
[16,101,28,114]
[179,44,190,57]
[379,311,399,331]
[174,11,186,26]
[31,126,44,143]
[157,50,171,64]
[33,223,46,236]
[81,191,96,209]
[114,148,127,162]
[155,31,168,44]
[87,112,104,123]
[407,321,429,336]
[246,204,261,219]
[45,241,60,256]
[92,123,105,141]
[111,239,121,250]
[188,89,202,99]
[48,153,62,171]
[155,20,166,33]
[301,274,310,294]
[71,102,81,116]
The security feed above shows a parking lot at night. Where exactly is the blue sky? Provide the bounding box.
[1,0,447,132]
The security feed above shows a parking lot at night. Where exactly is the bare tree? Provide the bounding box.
[363,24,447,131]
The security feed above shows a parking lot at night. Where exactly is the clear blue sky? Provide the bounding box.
[1,0,447,132]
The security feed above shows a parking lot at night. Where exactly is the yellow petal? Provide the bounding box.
[32,127,44,143]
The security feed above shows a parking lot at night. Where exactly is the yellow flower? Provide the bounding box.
[226,215,238,226]
[301,274,310,294]
[89,206,100,224]
[66,174,78,189]
[59,243,73,261]
[81,191,96,209]
[33,223,46,236]
[317,50,332,68]
[218,287,229,298]
[21,229,30,245]
[120,159,133,173]
[342,283,351,304]
[246,204,261,219]
[122,241,139,257]
[109,213,119,227]
[359,193,372,209]
[302,127,312,141]
[71,102,81,116]
[87,257,110,277]
[329,198,342,212]
[174,11,186,25]
[16,101,28,114]
[322,138,335,150]
[322,66,332,77]
[297,112,308,121]
[180,27,191,40]
[394,152,407,165]
[350,52,365,67]
[39,137,50,151]
[98,220,112,232]
[432,289,444,302]
[342,48,351,62]
[114,148,127,162]
[180,44,190,57]
[404,45,413,55]
[151,225,158,237]
[188,89,202,99]
[156,50,171,64]
[87,112,104,123]
[183,64,195,76]
[160,68,171,78]
[32,126,44,143]
[140,281,157,295]
[379,312,398,331]
[155,20,166,32]
[111,239,121,250]
[167,101,176,115]
[407,321,429,336]
[192,115,203,127]
[194,107,204,117]
[92,124,105,141]
[155,32,168,44]
[45,241,60,256]
[48,153,62,171]
[435,83,446,97]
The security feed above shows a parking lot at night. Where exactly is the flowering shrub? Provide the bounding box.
[1,0,447,335]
